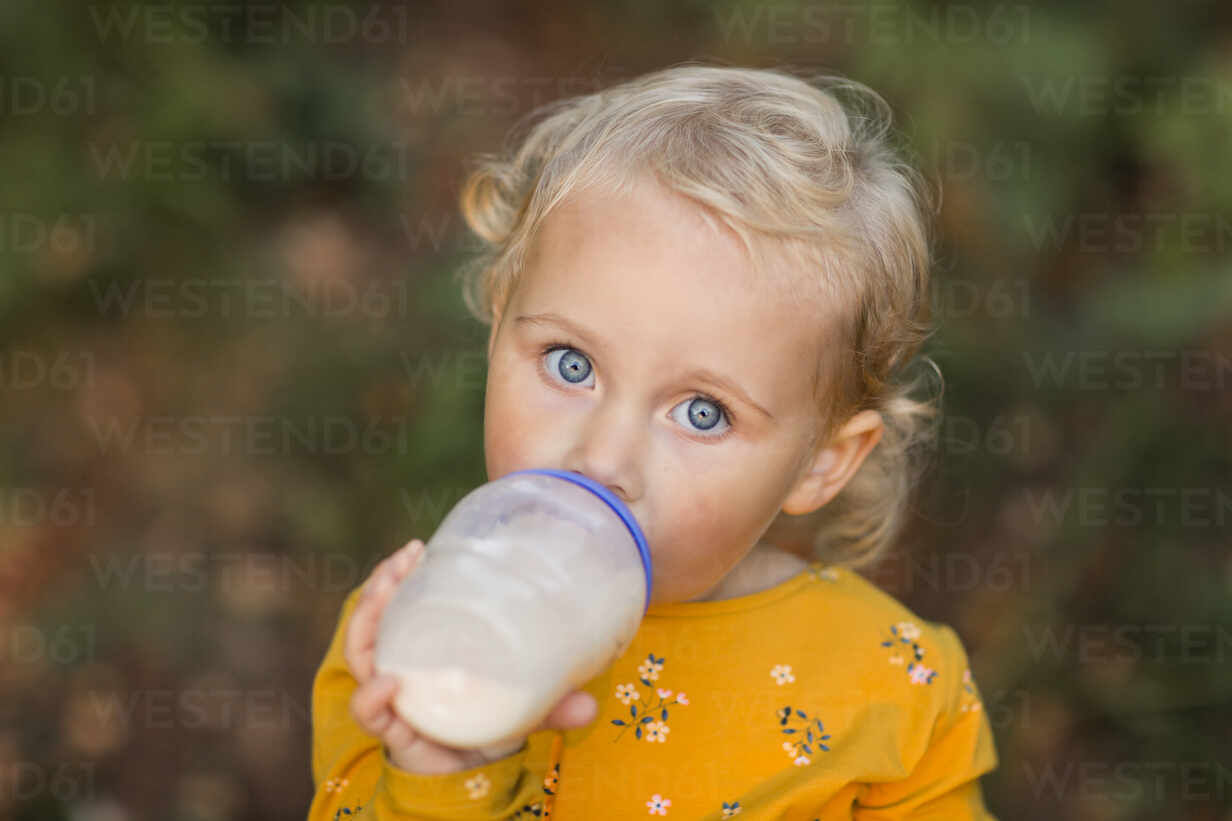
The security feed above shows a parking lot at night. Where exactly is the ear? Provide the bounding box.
[781,410,885,516]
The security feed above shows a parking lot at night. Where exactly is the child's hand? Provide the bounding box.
[344,538,600,775]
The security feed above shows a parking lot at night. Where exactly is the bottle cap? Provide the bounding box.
[504,468,653,616]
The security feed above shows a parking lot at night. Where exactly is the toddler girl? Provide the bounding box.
[309,62,999,819]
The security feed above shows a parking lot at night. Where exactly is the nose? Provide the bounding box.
[561,396,644,505]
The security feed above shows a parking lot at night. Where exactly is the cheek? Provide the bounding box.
[483,366,551,478]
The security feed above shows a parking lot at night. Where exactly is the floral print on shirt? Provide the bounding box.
[777,706,831,766]
[611,653,689,742]
[959,668,984,714]
[880,621,937,685]
[647,793,672,814]
[511,801,544,818]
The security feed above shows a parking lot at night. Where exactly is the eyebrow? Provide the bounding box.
[514,312,775,422]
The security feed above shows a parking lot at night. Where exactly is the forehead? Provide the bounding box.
[513,175,824,409]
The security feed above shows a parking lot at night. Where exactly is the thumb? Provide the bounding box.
[541,691,598,732]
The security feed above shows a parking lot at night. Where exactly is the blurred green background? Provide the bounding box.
[1,1,1230,819]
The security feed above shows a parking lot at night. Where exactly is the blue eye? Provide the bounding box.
[539,343,734,440]
[545,346,593,384]
[669,396,731,438]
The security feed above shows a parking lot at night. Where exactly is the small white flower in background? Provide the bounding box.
[657,688,672,699]
[770,664,795,685]
[793,755,811,766]
[908,665,935,685]
[465,773,490,799]
[638,659,663,681]
[644,720,670,743]
[782,741,794,753]
[888,654,904,665]
[647,793,672,815]
[616,683,640,705]
[895,621,921,640]
[676,692,689,705]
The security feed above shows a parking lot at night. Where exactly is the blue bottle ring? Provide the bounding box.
[503,468,653,616]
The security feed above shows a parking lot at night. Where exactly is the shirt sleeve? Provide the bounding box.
[854,624,1000,821]
[308,586,554,820]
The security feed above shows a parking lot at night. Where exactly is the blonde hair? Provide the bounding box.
[453,61,944,571]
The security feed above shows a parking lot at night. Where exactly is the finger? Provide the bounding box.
[350,676,400,733]
[390,538,424,580]
[344,585,386,681]
[346,544,423,680]
[540,691,598,732]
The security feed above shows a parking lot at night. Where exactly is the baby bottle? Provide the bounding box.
[373,468,653,755]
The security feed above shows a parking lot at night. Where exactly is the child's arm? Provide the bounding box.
[308,539,594,820]
[854,624,1001,820]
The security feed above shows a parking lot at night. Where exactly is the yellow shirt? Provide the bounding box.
[310,561,999,820]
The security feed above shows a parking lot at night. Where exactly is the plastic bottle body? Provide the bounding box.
[374,470,650,750]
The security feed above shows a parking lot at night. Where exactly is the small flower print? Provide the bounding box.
[612,654,686,742]
[466,773,491,799]
[644,720,670,743]
[638,654,665,684]
[616,683,640,705]
[880,623,938,685]
[721,800,743,816]
[543,763,560,795]
[895,621,921,640]
[770,664,795,685]
[323,777,349,792]
[776,705,831,762]
[808,564,840,582]
[511,801,544,819]
[959,668,984,713]
[647,794,671,815]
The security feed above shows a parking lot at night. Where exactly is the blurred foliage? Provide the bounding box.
[1,0,1229,819]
